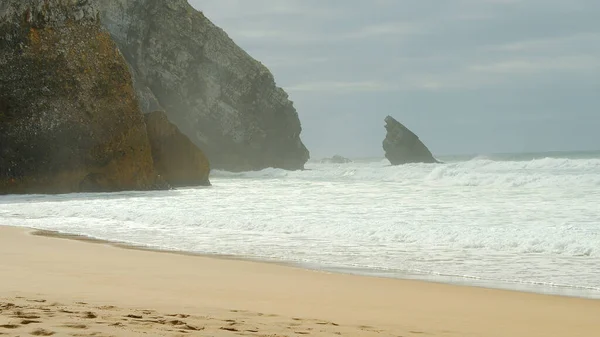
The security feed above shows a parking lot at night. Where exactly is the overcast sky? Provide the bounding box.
[190,0,599,158]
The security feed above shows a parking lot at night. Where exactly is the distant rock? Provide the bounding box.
[0,0,164,194]
[320,155,353,164]
[99,0,310,172]
[382,116,438,165]
[144,111,211,187]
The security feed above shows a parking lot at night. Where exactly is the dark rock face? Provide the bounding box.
[99,0,310,172]
[144,111,210,187]
[0,0,161,194]
[383,116,438,165]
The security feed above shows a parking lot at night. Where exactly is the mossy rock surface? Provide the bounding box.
[0,0,160,194]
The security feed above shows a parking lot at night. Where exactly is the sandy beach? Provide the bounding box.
[0,226,599,337]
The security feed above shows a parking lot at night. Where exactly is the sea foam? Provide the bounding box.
[213,157,600,187]
[2,155,600,298]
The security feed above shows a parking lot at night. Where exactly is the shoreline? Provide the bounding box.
[28,227,600,301]
[1,225,600,336]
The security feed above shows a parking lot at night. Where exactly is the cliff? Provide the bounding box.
[382,116,438,165]
[0,0,161,194]
[145,111,210,187]
[99,0,310,172]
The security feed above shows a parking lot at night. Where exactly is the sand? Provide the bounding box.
[0,226,599,337]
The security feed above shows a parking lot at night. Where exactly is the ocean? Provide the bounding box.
[1,151,599,299]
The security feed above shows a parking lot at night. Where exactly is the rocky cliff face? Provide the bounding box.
[0,0,161,194]
[145,111,210,187]
[99,0,310,172]
[383,116,438,165]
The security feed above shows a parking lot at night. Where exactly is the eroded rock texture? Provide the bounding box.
[0,0,161,194]
[100,0,310,172]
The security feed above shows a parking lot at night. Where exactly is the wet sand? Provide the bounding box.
[1,225,599,336]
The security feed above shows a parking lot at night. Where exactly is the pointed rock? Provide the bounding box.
[383,116,438,165]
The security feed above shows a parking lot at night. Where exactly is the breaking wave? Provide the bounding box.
[212,157,600,188]
[2,153,599,299]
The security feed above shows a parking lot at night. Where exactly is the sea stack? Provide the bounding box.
[382,116,438,165]
[99,0,310,172]
[0,0,162,194]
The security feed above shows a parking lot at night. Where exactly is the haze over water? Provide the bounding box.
[1,151,599,299]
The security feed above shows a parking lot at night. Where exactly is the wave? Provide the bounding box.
[211,157,600,188]
[423,157,600,187]
[211,167,292,179]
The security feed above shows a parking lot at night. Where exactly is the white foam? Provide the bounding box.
[213,157,600,188]
[2,156,600,298]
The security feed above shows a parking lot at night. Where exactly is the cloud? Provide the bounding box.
[484,32,600,52]
[191,0,313,20]
[190,0,599,157]
[469,56,600,73]
[285,81,398,93]
[260,56,330,69]
[228,22,425,45]
[284,71,497,93]
[346,22,426,39]
[232,29,323,44]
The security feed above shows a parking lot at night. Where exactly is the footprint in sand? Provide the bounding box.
[82,312,97,319]
[182,324,203,331]
[21,319,42,325]
[58,309,77,314]
[30,328,55,336]
[0,323,20,329]
[27,299,47,303]
[0,303,17,310]
[97,306,116,310]
[315,321,339,326]
[125,314,143,319]
[13,311,41,319]
[63,323,88,329]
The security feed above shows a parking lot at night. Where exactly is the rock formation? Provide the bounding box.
[0,0,162,194]
[320,155,352,164]
[99,0,310,172]
[144,111,211,187]
[382,116,438,165]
